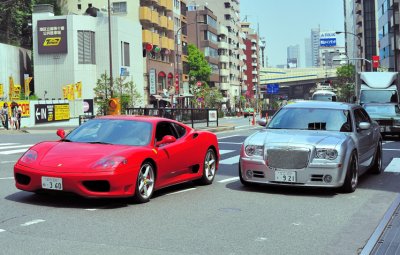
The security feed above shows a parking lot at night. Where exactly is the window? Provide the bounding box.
[77,4,81,10]
[78,31,96,64]
[204,47,218,57]
[206,15,217,29]
[113,2,127,14]
[121,42,130,66]
[204,31,218,43]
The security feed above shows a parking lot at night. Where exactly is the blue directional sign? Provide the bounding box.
[320,38,337,47]
[266,83,279,94]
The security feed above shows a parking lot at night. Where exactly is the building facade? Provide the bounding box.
[287,44,300,68]
[311,28,320,67]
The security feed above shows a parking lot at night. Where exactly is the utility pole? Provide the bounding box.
[108,0,113,98]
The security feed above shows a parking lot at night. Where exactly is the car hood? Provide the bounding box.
[35,142,142,172]
[246,129,346,148]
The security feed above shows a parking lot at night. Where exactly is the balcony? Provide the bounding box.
[251,54,257,59]
[251,39,257,43]
[167,19,174,31]
[139,6,152,23]
[356,26,363,36]
[161,36,169,49]
[220,69,230,76]
[142,30,152,44]
[219,55,229,62]
[219,83,230,90]
[242,74,247,81]
[355,3,362,14]
[168,38,174,50]
[252,70,257,75]
[252,62,257,67]
[151,10,159,25]
[218,41,229,49]
[241,86,247,92]
[251,46,257,50]
[160,0,173,11]
[252,78,258,83]
[218,25,228,35]
[391,12,399,28]
[152,33,160,46]
[160,15,168,29]
[356,15,363,25]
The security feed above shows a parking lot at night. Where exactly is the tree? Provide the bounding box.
[335,64,355,102]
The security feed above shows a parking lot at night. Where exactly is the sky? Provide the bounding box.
[240,0,345,67]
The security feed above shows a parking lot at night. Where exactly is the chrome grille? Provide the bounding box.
[267,148,310,169]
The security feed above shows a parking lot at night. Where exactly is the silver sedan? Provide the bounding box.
[239,101,382,193]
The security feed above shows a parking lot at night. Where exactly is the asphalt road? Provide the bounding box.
[1,127,400,255]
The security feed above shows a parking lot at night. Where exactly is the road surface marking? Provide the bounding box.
[21,219,46,227]
[218,142,243,145]
[0,177,14,180]
[219,150,235,155]
[85,209,98,211]
[0,144,34,150]
[0,161,15,164]
[0,229,5,233]
[219,155,240,165]
[0,143,18,146]
[218,177,239,183]
[218,135,239,140]
[384,158,400,173]
[0,149,30,155]
[383,148,400,151]
[166,188,196,196]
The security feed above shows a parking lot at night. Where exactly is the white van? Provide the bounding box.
[311,90,337,102]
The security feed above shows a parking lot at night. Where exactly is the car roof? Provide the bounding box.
[283,101,355,110]
[312,90,336,95]
[95,115,178,124]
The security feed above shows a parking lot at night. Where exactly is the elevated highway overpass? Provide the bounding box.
[258,67,338,99]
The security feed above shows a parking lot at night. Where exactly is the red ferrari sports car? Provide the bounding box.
[14,116,220,203]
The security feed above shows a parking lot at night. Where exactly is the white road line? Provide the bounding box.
[20,219,46,227]
[0,143,18,146]
[0,229,5,233]
[383,148,400,151]
[219,150,234,155]
[218,142,243,145]
[166,188,196,196]
[85,209,98,211]
[218,135,239,140]
[218,177,239,183]
[0,177,14,180]
[385,158,400,173]
[0,144,34,150]
[0,161,16,164]
[219,155,240,165]
[0,148,29,155]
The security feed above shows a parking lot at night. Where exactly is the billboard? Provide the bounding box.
[320,31,337,47]
[37,19,68,54]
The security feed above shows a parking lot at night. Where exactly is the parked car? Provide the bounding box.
[363,103,400,137]
[14,116,219,203]
[243,108,255,117]
[239,101,382,193]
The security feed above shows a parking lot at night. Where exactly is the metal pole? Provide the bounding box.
[393,7,398,71]
[108,0,113,97]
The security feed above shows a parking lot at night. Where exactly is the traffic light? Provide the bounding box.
[107,98,121,115]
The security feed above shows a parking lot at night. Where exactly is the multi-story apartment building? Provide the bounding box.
[241,22,259,102]
[377,0,396,70]
[191,0,243,110]
[187,6,220,88]
[305,38,312,67]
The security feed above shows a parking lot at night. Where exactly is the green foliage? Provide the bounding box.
[29,94,39,100]
[190,83,223,109]
[187,44,212,86]
[335,64,355,102]
[94,73,142,115]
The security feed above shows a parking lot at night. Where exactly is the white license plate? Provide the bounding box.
[275,171,296,183]
[41,177,63,190]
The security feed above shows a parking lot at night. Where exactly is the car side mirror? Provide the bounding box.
[358,122,370,130]
[56,129,66,139]
[257,118,267,127]
[156,135,176,147]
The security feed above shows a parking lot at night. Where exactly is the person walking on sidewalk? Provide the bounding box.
[1,103,9,130]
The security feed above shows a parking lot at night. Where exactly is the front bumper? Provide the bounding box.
[240,157,347,188]
[14,163,137,198]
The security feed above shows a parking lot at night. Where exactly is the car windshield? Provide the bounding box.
[65,119,153,146]
[312,94,337,101]
[364,104,400,116]
[360,90,398,104]
[267,108,352,132]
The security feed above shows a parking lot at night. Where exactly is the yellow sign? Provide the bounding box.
[43,37,61,46]
[75,81,82,99]
[62,86,68,99]
[54,104,70,120]
[24,77,32,96]
[0,100,30,117]
[0,84,3,98]
[9,76,14,99]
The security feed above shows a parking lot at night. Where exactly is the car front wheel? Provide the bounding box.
[133,161,155,203]
[196,148,217,185]
[340,151,358,193]
[370,140,382,174]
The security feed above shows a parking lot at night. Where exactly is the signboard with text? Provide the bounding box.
[34,103,70,124]
[266,83,279,94]
[37,19,68,54]
[320,31,337,47]
[149,69,156,95]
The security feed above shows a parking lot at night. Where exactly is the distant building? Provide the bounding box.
[311,28,320,67]
[305,38,312,67]
[287,45,300,68]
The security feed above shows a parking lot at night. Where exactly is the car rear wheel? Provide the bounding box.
[370,140,382,174]
[133,161,155,203]
[340,151,358,193]
[196,148,217,185]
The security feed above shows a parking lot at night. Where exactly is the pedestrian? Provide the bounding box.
[1,102,9,130]
[17,104,22,129]
[10,102,19,130]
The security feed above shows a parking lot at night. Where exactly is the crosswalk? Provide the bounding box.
[0,143,33,155]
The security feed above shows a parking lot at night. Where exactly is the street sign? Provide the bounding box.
[372,55,380,68]
[266,83,279,94]
[320,31,337,47]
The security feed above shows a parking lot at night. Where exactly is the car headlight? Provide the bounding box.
[245,145,264,157]
[315,149,338,160]
[92,156,127,170]
[20,149,38,164]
